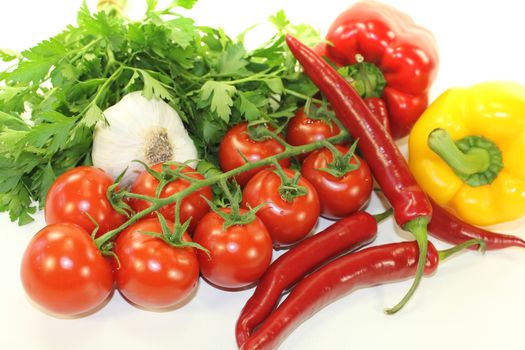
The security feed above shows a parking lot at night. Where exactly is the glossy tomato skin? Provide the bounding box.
[286,107,341,160]
[44,166,126,237]
[193,209,273,289]
[20,223,114,316]
[129,163,212,233]
[242,168,320,246]
[218,122,290,187]
[301,145,373,219]
[114,218,200,309]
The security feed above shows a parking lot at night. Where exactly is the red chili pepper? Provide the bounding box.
[285,34,432,314]
[240,241,437,350]
[428,198,525,250]
[240,239,483,350]
[321,1,439,139]
[235,210,390,347]
[365,97,391,135]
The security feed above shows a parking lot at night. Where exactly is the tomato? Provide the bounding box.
[242,168,320,246]
[218,122,290,187]
[44,166,126,237]
[129,163,212,233]
[301,145,373,219]
[193,208,273,289]
[285,107,341,160]
[114,218,200,309]
[20,223,113,316]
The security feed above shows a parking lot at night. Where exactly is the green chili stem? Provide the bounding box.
[384,217,429,315]
[438,239,486,261]
[94,130,348,248]
[371,208,393,224]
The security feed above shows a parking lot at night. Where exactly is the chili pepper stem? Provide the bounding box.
[385,217,429,315]
[372,208,393,224]
[438,239,486,261]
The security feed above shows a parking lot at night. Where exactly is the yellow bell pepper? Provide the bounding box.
[408,81,525,226]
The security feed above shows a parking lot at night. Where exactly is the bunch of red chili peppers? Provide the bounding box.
[235,3,525,349]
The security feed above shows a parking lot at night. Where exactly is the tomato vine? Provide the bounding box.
[95,127,349,248]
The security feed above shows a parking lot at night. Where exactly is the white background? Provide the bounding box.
[1,1,525,349]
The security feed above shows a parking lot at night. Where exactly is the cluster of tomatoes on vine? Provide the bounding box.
[20,106,373,317]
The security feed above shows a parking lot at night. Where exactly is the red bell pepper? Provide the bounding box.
[317,1,439,139]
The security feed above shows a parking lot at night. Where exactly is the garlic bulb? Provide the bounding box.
[92,91,198,187]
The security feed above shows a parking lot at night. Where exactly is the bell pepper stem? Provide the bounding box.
[427,128,503,187]
[385,217,429,315]
[428,128,489,176]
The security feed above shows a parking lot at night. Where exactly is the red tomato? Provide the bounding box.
[44,166,126,237]
[20,223,114,316]
[129,163,212,233]
[193,208,273,289]
[242,168,320,246]
[301,145,373,219]
[114,218,200,309]
[286,107,341,160]
[218,122,290,187]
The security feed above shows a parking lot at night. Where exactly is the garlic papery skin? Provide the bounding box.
[92,91,198,187]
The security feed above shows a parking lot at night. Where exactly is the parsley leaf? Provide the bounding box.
[80,104,104,128]
[217,44,248,76]
[140,70,173,101]
[172,0,199,9]
[0,48,20,62]
[200,81,237,122]
[238,92,261,121]
[269,10,290,31]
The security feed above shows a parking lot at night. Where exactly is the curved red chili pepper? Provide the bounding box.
[235,211,380,347]
[240,241,439,350]
[285,34,432,314]
[323,1,439,139]
[428,198,525,250]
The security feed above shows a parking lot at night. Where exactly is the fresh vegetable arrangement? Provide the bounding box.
[2,0,525,349]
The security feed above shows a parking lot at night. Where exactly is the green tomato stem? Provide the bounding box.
[283,88,348,133]
[94,129,349,247]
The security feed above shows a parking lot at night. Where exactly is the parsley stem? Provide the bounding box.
[284,88,323,105]
[221,67,286,85]
[81,65,124,117]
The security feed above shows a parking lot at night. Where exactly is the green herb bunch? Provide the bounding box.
[0,0,321,224]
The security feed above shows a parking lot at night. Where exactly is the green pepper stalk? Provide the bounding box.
[428,128,503,187]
